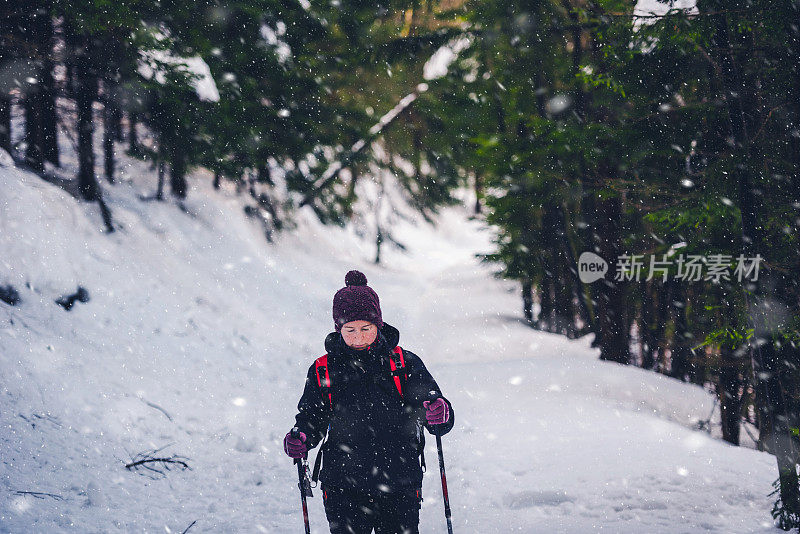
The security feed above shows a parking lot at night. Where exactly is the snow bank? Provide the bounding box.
[0,156,782,532]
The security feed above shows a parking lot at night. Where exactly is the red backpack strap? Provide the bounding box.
[314,354,332,409]
[388,346,407,397]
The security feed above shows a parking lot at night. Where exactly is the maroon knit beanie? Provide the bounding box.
[332,270,383,332]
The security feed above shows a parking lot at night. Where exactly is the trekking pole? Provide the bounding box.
[291,428,312,534]
[435,434,454,534]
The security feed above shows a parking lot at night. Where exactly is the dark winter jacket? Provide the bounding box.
[292,322,454,494]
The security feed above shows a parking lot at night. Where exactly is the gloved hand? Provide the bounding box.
[423,398,450,426]
[284,430,308,459]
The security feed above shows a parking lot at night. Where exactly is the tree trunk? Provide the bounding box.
[170,146,188,198]
[110,99,123,141]
[522,278,534,323]
[103,83,115,184]
[541,208,562,333]
[75,45,98,201]
[24,93,45,173]
[759,341,800,516]
[474,172,483,215]
[157,162,165,201]
[0,95,9,153]
[554,267,574,337]
[38,14,58,167]
[550,210,573,335]
[595,194,629,364]
[128,111,139,155]
[639,279,656,369]
[342,167,360,220]
[669,281,692,382]
[554,203,594,336]
[652,280,671,373]
[538,273,553,330]
[718,346,742,445]
[581,186,599,348]
[787,3,800,241]
[374,225,383,264]
[253,166,281,230]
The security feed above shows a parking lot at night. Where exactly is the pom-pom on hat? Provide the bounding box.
[332,270,383,332]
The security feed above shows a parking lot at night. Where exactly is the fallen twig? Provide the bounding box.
[138,397,173,422]
[125,445,191,479]
[14,490,64,501]
[125,456,190,470]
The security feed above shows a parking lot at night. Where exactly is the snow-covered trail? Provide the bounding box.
[0,156,781,533]
[373,226,778,533]
[415,314,778,533]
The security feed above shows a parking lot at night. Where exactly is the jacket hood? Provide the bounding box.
[324,321,400,354]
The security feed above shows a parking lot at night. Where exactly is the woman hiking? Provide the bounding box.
[284,269,455,534]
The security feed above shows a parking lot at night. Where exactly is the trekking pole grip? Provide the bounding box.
[290,427,311,534]
[290,427,302,465]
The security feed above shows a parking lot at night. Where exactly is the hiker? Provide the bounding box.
[284,269,455,534]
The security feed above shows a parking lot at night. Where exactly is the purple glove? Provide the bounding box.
[284,431,307,459]
[423,398,450,426]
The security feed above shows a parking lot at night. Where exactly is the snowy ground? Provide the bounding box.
[0,148,783,533]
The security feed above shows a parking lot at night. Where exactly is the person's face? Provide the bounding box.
[341,320,378,350]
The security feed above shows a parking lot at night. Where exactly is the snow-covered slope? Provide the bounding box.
[0,158,781,533]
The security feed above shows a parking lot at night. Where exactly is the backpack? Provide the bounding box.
[314,345,408,408]
[309,345,426,483]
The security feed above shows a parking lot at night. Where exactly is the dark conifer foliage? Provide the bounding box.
[425,0,800,520]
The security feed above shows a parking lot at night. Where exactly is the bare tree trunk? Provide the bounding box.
[639,280,656,369]
[652,281,671,373]
[374,225,383,264]
[35,10,58,167]
[157,162,165,201]
[562,7,600,345]
[547,208,573,336]
[669,281,692,381]
[596,194,629,364]
[538,274,553,330]
[103,82,115,183]
[128,111,139,155]
[554,268,574,337]
[170,150,187,198]
[474,172,483,215]
[75,44,98,201]
[24,93,45,173]
[41,71,59,167]
[0,95,9,152]
[109,95,123,142]
[340,167,360,220]
[522,278,534,323]
[718,346,742,445]
[554,203,594,336]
